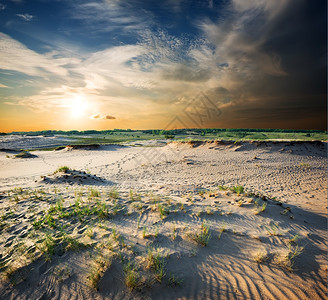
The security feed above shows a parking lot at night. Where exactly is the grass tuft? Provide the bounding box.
[187,222,211,246]
[55,166,70,173]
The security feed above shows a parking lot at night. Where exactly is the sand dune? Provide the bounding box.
[0,141,326,299]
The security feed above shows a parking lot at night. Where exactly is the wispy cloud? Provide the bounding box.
[0,83,9,88]
[16,13,34,21]
[0,33,79,78]
[0,4,6,10]
[1,0,325,130]
[67,0,151,33]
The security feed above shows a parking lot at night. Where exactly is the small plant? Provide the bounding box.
[123,261,142,290]
[218,185,228,191]
[14,151,34,158]
[299,162,311,169]
[172,225,177,241]
[289,234,299,244]
[254,201,267,215]
[109,189,119,199]
[253,251,268,264]
[230,185,244,195]
[187,222,211,246]
[158,203,169,219]
[129,189,134,201]
[88,254,112,290]
[55,166,70,173]
[275,245,304,271]
[90,188,100,198]
[264,222,281,236]
[111,226,119,241]
[146,249,166,282]
[137,215,141,228]
[218,222,226,239]
[40,233,55,261]
[85,227,94,239]
[206,207,213,215]
[167,274,183,286]
[189,249,197,257]
[142,226,148,239]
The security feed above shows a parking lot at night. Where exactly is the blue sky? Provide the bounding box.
[0,0,326,131]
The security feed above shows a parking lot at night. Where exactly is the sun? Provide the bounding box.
[70,96,88,118]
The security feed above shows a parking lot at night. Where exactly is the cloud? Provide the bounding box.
[0,33,78,78]
[104,115,116,120]
[1,1,325,130]
[0,4,6,10]
[16,13,34,21]
[0,83,9,88]
[90,113,116,120]
[68,0,151,33]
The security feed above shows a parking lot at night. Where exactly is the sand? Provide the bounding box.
[0,140,326,299]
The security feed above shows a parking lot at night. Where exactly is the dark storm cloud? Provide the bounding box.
[201,0,326,130]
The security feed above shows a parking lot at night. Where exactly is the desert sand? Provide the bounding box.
[0,140,326,299]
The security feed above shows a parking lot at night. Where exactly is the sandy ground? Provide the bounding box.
[0,140,326,299]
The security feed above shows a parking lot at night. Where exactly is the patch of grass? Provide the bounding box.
[40,233,55,261]
[299,162,311,169]
[123,261,143,290]
[14,151,34,158]
[206,207,213,215]
[111,226,119,241]
[167,274,183,286]
[172,225,177,240]
[90,188,100,198]
[158,203,169,219]
[218,185,228,191]
[109,189,119,199]
[218,222,226,239]
[88,253,112,290]
[142,226,148,239]
[275,245,304,272]
[289,234,299,244]
[264,222,281,236]
[55,166,70,173]
[230,185,244,195]
[187,222,211,246]
[253,251,268,264]
[254,201,267,215]
[146,248,166,282]
[62,234,87,251]
[85,227,94,239]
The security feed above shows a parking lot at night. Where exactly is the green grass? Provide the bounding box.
[89,188,100,198]
[55,166,70,173]
[264,222,281,236]
[123,261,143,290]
[146,248,166,282]
[218,222,226,239]
[275,245,304,271]
[187,222,211,246]
[167,274,183,286]
[40,233,55,261]
[14,151,34,158]
[230,185,244,195]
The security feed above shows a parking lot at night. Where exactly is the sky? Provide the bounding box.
[0,0,326,132]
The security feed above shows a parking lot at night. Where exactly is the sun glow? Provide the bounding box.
[69,96,89,118]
